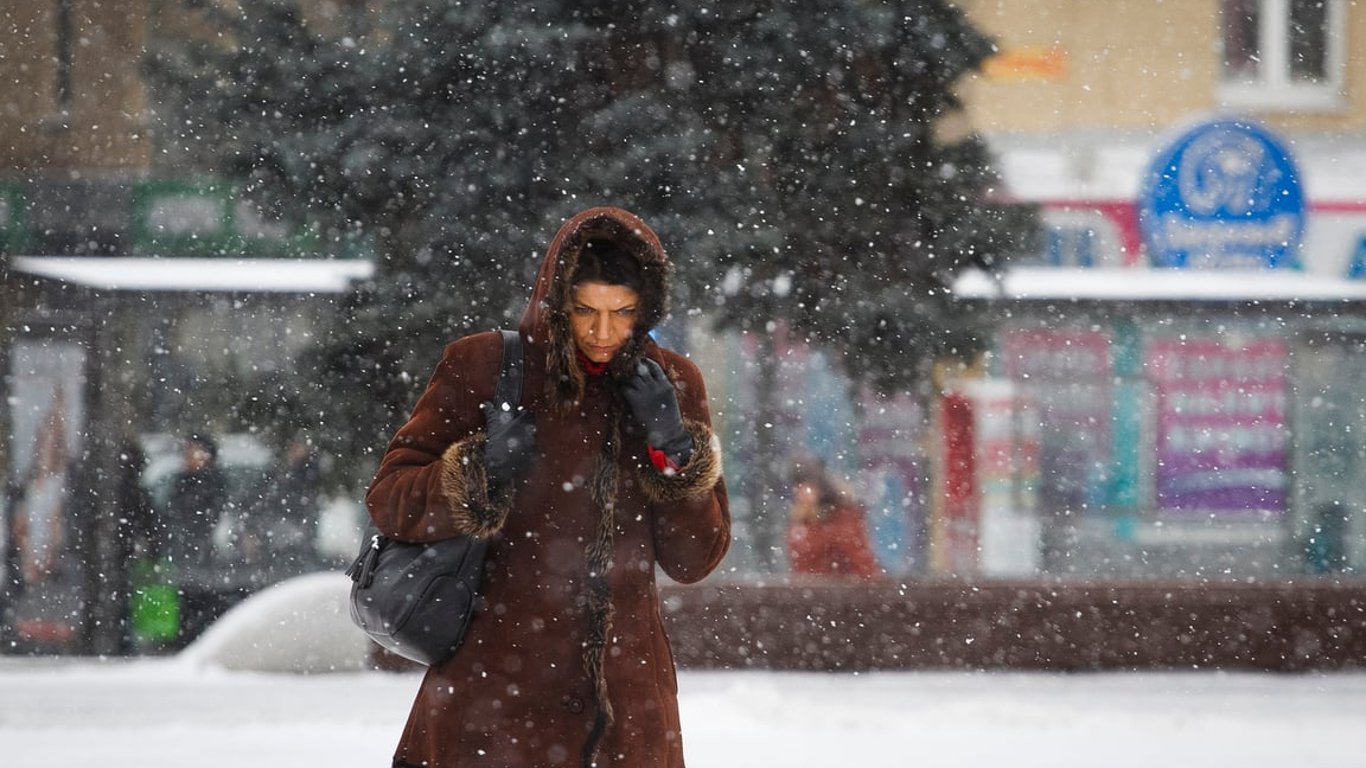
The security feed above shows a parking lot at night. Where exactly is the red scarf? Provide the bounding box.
[577,351,609,377]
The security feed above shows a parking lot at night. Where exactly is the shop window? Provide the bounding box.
[1042,210,1123,268]
[1347,235,1366,280]
[1219,0,1345,111]
[54,0,73,107]
[1000,329,1115,527]
[1045,227,1102,268]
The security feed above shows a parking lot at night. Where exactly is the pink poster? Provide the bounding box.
[4,336,89,651]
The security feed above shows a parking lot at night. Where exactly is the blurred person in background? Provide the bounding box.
[163,432,227,648]
[786,458,881,580]
[238,430,322,584]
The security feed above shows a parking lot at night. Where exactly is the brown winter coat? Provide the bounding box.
[365,207,731,768]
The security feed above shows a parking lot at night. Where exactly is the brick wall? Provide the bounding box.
[659,581,1366,672]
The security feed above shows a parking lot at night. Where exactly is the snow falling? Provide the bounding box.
[2,0,1366,765]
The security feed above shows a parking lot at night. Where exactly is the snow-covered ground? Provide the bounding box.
[3,574,1363,767]
[3,659,1365,767]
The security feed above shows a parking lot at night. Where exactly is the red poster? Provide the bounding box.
[936,393,978,574]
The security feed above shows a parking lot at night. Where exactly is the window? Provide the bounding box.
[1041,210,1124,268]
[1219,0,1345,111]
[54,0,72,108]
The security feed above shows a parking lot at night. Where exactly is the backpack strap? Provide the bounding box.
[494,329,524,414]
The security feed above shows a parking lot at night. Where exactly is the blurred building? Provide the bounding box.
[933,0,1366,581]
[1,1,1362,671]
[0,0,370,654]
[4,0,1361,627]
[0,0,370,429]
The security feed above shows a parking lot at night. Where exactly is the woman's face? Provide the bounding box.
[569,281,640,364]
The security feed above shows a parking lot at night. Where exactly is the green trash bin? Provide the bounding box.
[130,559,179,645]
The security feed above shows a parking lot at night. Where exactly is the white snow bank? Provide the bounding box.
[178,571,371,674]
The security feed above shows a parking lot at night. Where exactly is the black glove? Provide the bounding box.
[480,400,536,497]
[621,358,692,467]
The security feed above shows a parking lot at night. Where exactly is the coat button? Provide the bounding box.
[561,694,585,714]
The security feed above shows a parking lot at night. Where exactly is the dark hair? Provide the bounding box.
[572,238,642,292]
[790,458,855,510]
[186,433,218,461]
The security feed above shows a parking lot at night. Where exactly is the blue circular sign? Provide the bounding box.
[1138,119,1305,270]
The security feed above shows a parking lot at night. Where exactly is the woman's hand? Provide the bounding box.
[621,359,692,467]
[480,401,536,497]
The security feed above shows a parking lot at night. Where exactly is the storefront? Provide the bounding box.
[1,256,372,654]
[950,119,1366,582]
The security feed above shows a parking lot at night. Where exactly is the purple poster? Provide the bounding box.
[1147,338,1287,515]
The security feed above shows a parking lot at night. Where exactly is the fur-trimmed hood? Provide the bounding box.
[518,206,673,409]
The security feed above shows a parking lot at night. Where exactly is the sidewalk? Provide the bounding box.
[3,656,1365,767]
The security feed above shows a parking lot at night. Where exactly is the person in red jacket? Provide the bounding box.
[785,459,881,580]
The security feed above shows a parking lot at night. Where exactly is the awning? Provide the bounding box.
[952,266,1366,302]
[10,256,374,294]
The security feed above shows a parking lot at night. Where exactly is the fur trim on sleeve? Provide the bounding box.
[635,419,723,503]
[440,433,512,538]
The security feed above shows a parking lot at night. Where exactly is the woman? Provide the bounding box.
[366,207,730,768]
[785,460,880,580]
